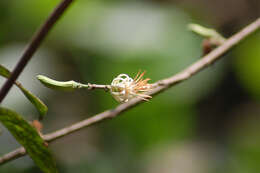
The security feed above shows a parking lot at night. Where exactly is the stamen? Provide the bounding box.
[110,71,152,103]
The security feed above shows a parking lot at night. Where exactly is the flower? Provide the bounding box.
[110,71,152,103]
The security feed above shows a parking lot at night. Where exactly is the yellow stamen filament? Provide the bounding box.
[110,71,152,103]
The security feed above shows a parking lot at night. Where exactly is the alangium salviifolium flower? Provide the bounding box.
[37,71,152,103]
[110,71,152,103]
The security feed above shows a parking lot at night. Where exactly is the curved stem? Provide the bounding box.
[0,17,259,166]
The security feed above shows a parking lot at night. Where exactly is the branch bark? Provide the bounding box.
[0,17,259,165]
[0,0,74,103]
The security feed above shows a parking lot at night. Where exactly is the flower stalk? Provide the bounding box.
[37,71,152,103]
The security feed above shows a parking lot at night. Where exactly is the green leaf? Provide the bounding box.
[37,75,88,91]
[0,64,11,78]
[0,107,58,173]
[17,84,48,119]
[0,65,48,118]
[188,23,226,45]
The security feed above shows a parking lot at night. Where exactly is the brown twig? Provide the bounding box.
[87,83,111,91]
[0,18,259,166]
[0,0,74,103]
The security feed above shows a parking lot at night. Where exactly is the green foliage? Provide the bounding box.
[227,109,260,173]
[0,107,58,173]
[0,0,258,172]
[18,85,48,120]
[0,64,10,78]
[0,65,48,118]
[233,32,260,99]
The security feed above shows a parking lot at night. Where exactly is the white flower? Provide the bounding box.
[110,71,152,103]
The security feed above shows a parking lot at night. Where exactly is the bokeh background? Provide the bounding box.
[0,0,259,172]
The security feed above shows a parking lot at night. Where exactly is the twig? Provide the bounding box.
[0,148,26,164]
[87,83,111,91]
[0,18,259,165]
[0,0,74,103]
[36,75,111,91]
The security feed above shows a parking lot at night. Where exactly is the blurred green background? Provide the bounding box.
[0,0,259,172]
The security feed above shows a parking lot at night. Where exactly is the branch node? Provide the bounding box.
[87,83,94,90]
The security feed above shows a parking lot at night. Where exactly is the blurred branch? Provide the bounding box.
[0,0,74,103]
[0,17,259,166]
[0,148,26,164]
[188,23,227,55]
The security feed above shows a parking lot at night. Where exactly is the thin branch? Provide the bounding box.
[0,18,259,166]
[87,83,111,91]
[0,0,74,103]
[36,74,111,91]
[0,148,26,164]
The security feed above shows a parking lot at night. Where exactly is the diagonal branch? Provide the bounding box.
[0,0,74,103]
[0,18,259,166]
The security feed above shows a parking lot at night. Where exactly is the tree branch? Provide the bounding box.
[0,0,74,103]
[0,18,259,166]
